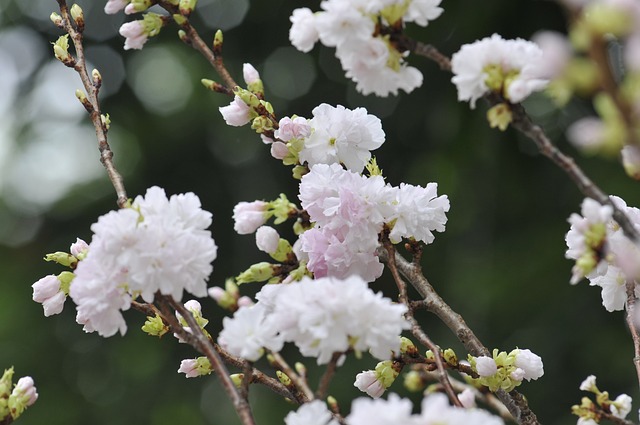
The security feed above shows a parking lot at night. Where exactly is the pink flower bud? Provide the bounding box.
[178,359,200,378]
[104,0,128,14]
[13,376,38,406]
[208,287,226,303]
[354,370,385,398]
[256,226,280,254]
[119,21,148,50]
[274,116,311,142]
[270,142,289,160]
[219,96,251,127]
[237,296,254,308]
[243,63,260,85]
[233,201,268,234]
[70,238,89,258]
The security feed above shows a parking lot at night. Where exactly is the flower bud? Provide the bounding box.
[141,314,169,337]
[50,12,63,27]
[44,251,76,268]
[213,29,223,54]
[91,69,102,89]
[70,238,89,260]
[179,0,198,16]
[178,357,212,378]
[487,103,512,131]
[70,4,85,31]
[8,377,38,419]
[236,262,277,284]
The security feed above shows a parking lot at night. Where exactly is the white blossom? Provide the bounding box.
[218,303,283,361]
[354,370,385,398]
[255,226,280,254]
[32,274,66,317]
[289,8,320,53]
[513,349,544,381]
[70,187,217,337]
[299,104,385,172]
[285,400,339,425]
[475,356,498,377]
[233,201,268,234]
[579,375,598,391]
[611,394,633,419]
[451,34,548,108]
[346,393,415,425]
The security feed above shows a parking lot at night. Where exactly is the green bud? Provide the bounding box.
[270,194,296,225]
[0,368,14,420]
[230,373,244,388]
[50,12,63,27]
[403,371,424,392]
[269,239,293,263]
[443,348,458,367]
[178,29,189,43]
[44,251,77,268]
[58,271,74,295]
[92,69,102,88]
[583,3,633,37]
[292,165,308,180]
[128,0,153,14]
[75,89,92,111]
[101,114,111,130]
[70,4,84,30]
[52,34,73,65]
[213,30,223,52]
[276,370,292,386]
[425,350,435,361]
[251,116,274,134]
[179,0,198,16]
[294,362,307,376]
[399,337,418,356]
[225,279,239,297]
[374,360,399,388]
[236,262,276,284]
[142,13,165,38]
[234,87,261,108]
[487,103,513,131]
[327,395,338,411]
[173,14,187,26]
[141,314,169,337]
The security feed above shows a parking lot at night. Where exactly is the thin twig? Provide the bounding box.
[164,296,256,425]
[383,239,462,407]
[625,281,640,390]
[56,0,128,208]
[269,351,314,402]
[315,352,342,400]
[158,1,237,89]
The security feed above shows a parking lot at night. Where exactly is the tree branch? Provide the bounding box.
[56,0,128,208]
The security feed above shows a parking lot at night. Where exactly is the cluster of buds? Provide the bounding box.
[572,375,633,424]
[31,238,89,317]
[468,348,544,392]
[0,368,38,422]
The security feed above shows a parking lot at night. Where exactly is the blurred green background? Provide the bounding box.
[0,0,637,424]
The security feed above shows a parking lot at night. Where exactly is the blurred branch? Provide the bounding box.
[315,352,342,400]
[625,281,640,390]
[55,0,128,208]
[404,38,640,243]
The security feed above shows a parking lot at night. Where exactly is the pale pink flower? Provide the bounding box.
[354,370,385,398]
[219,95,251,127]
[104,0,128,14]
[255,226,280,254]
[475,356,498,377]
[289,8,319,53]
[119,21,148,50]
[270,141,289,160]
[243,63,260,85]
[32,274,66,317]
[232,200,268,234]
[275,116,311,142]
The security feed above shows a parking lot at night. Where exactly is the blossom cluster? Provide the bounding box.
[565,196,640,311]
[104,0,166,50]
[470,348,544,392]
[451,34,548,108]
[298,163,449,281]
[289,0,443,96]
[286,393,504,425]
[218,275,410,364]
[0,368,38,422]
[33,187,218,337]
[573,375,633,424]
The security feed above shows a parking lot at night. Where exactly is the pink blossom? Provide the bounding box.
[104,0,128,14]
[119,21,148,50]
[219,95,251,127]
[354,370,385,398]
[233,200,268,234]
[275,116,311,141]
[270,141,289,160]
[32,275,66,317]
[243,63,260,85]
[255,226,279,254]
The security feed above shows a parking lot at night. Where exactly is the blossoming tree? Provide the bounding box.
[3,0,640,424]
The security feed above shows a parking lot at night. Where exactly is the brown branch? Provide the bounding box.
[382,239,461,407]
[158,1,237,89]
[56,0,128,208]
[625,280,640,391]
[315,352,342,400]
[162,296,256,425]
[269,351,314,402]
[377,246,540,425]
